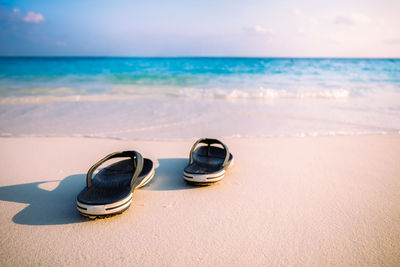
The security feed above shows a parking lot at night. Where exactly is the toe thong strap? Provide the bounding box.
[86,151,144,188]
[189,138,230,167]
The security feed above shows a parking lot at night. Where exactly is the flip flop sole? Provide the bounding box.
[137,168,155,188]
[77,169,154,218]
[183,158,234,185]
[77,192,133,217]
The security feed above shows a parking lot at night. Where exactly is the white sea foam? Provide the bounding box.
[180,87,350,99]
[0,86,351,104]
[1,86,399,140]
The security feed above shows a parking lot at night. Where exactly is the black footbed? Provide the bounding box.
[77,158,153,205]
[184,146,233,175]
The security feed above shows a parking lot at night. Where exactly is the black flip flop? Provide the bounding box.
[183,138,233,185]
[76,151,154,218]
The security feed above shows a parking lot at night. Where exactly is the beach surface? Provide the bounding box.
[0,135,399,266]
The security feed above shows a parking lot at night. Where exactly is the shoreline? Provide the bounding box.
[1,135,400,266]
[0,131,399,142]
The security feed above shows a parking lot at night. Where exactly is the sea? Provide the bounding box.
[0,57,399,140]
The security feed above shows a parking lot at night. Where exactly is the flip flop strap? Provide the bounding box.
[189,138,230,167]
[86,151,144,188]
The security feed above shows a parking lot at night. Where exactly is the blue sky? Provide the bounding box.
[0,0,399,57]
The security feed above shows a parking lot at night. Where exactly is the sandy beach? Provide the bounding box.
[1,0,400,265]
[0,135,399,266]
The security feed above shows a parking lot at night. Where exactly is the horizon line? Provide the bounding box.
[0,55,399,60]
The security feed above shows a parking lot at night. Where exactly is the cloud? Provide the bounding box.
[0,7,45,24]
[243,25,275,36]
[23,11,45,24]
[0,6,66,55]
[333,13,370,25]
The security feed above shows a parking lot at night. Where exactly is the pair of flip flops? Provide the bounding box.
[76,138,234,218]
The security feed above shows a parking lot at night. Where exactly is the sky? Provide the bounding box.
[0,0,399,57]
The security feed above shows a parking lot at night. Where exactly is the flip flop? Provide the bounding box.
[183,138,233,185]
[76,151,154,218]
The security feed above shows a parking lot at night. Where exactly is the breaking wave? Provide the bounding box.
[179,87,350,100]
[0,86,351,104]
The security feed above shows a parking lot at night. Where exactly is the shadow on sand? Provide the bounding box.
[0,174,87,225]
[143,158,195,191]
[0,158,197,225]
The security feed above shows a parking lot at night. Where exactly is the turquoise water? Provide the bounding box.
[0,57,399,139]
[1,57,399,95]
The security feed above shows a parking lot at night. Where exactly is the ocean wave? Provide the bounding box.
[0,86,352,104]
[0,87,351,104]
[179,87,350,99]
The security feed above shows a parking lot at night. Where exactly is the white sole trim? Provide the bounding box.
[137,168,155,188]
[77,193,133,216]
[183,158,234,183]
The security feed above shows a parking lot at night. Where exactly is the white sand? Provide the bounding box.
[0,135,399,266]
